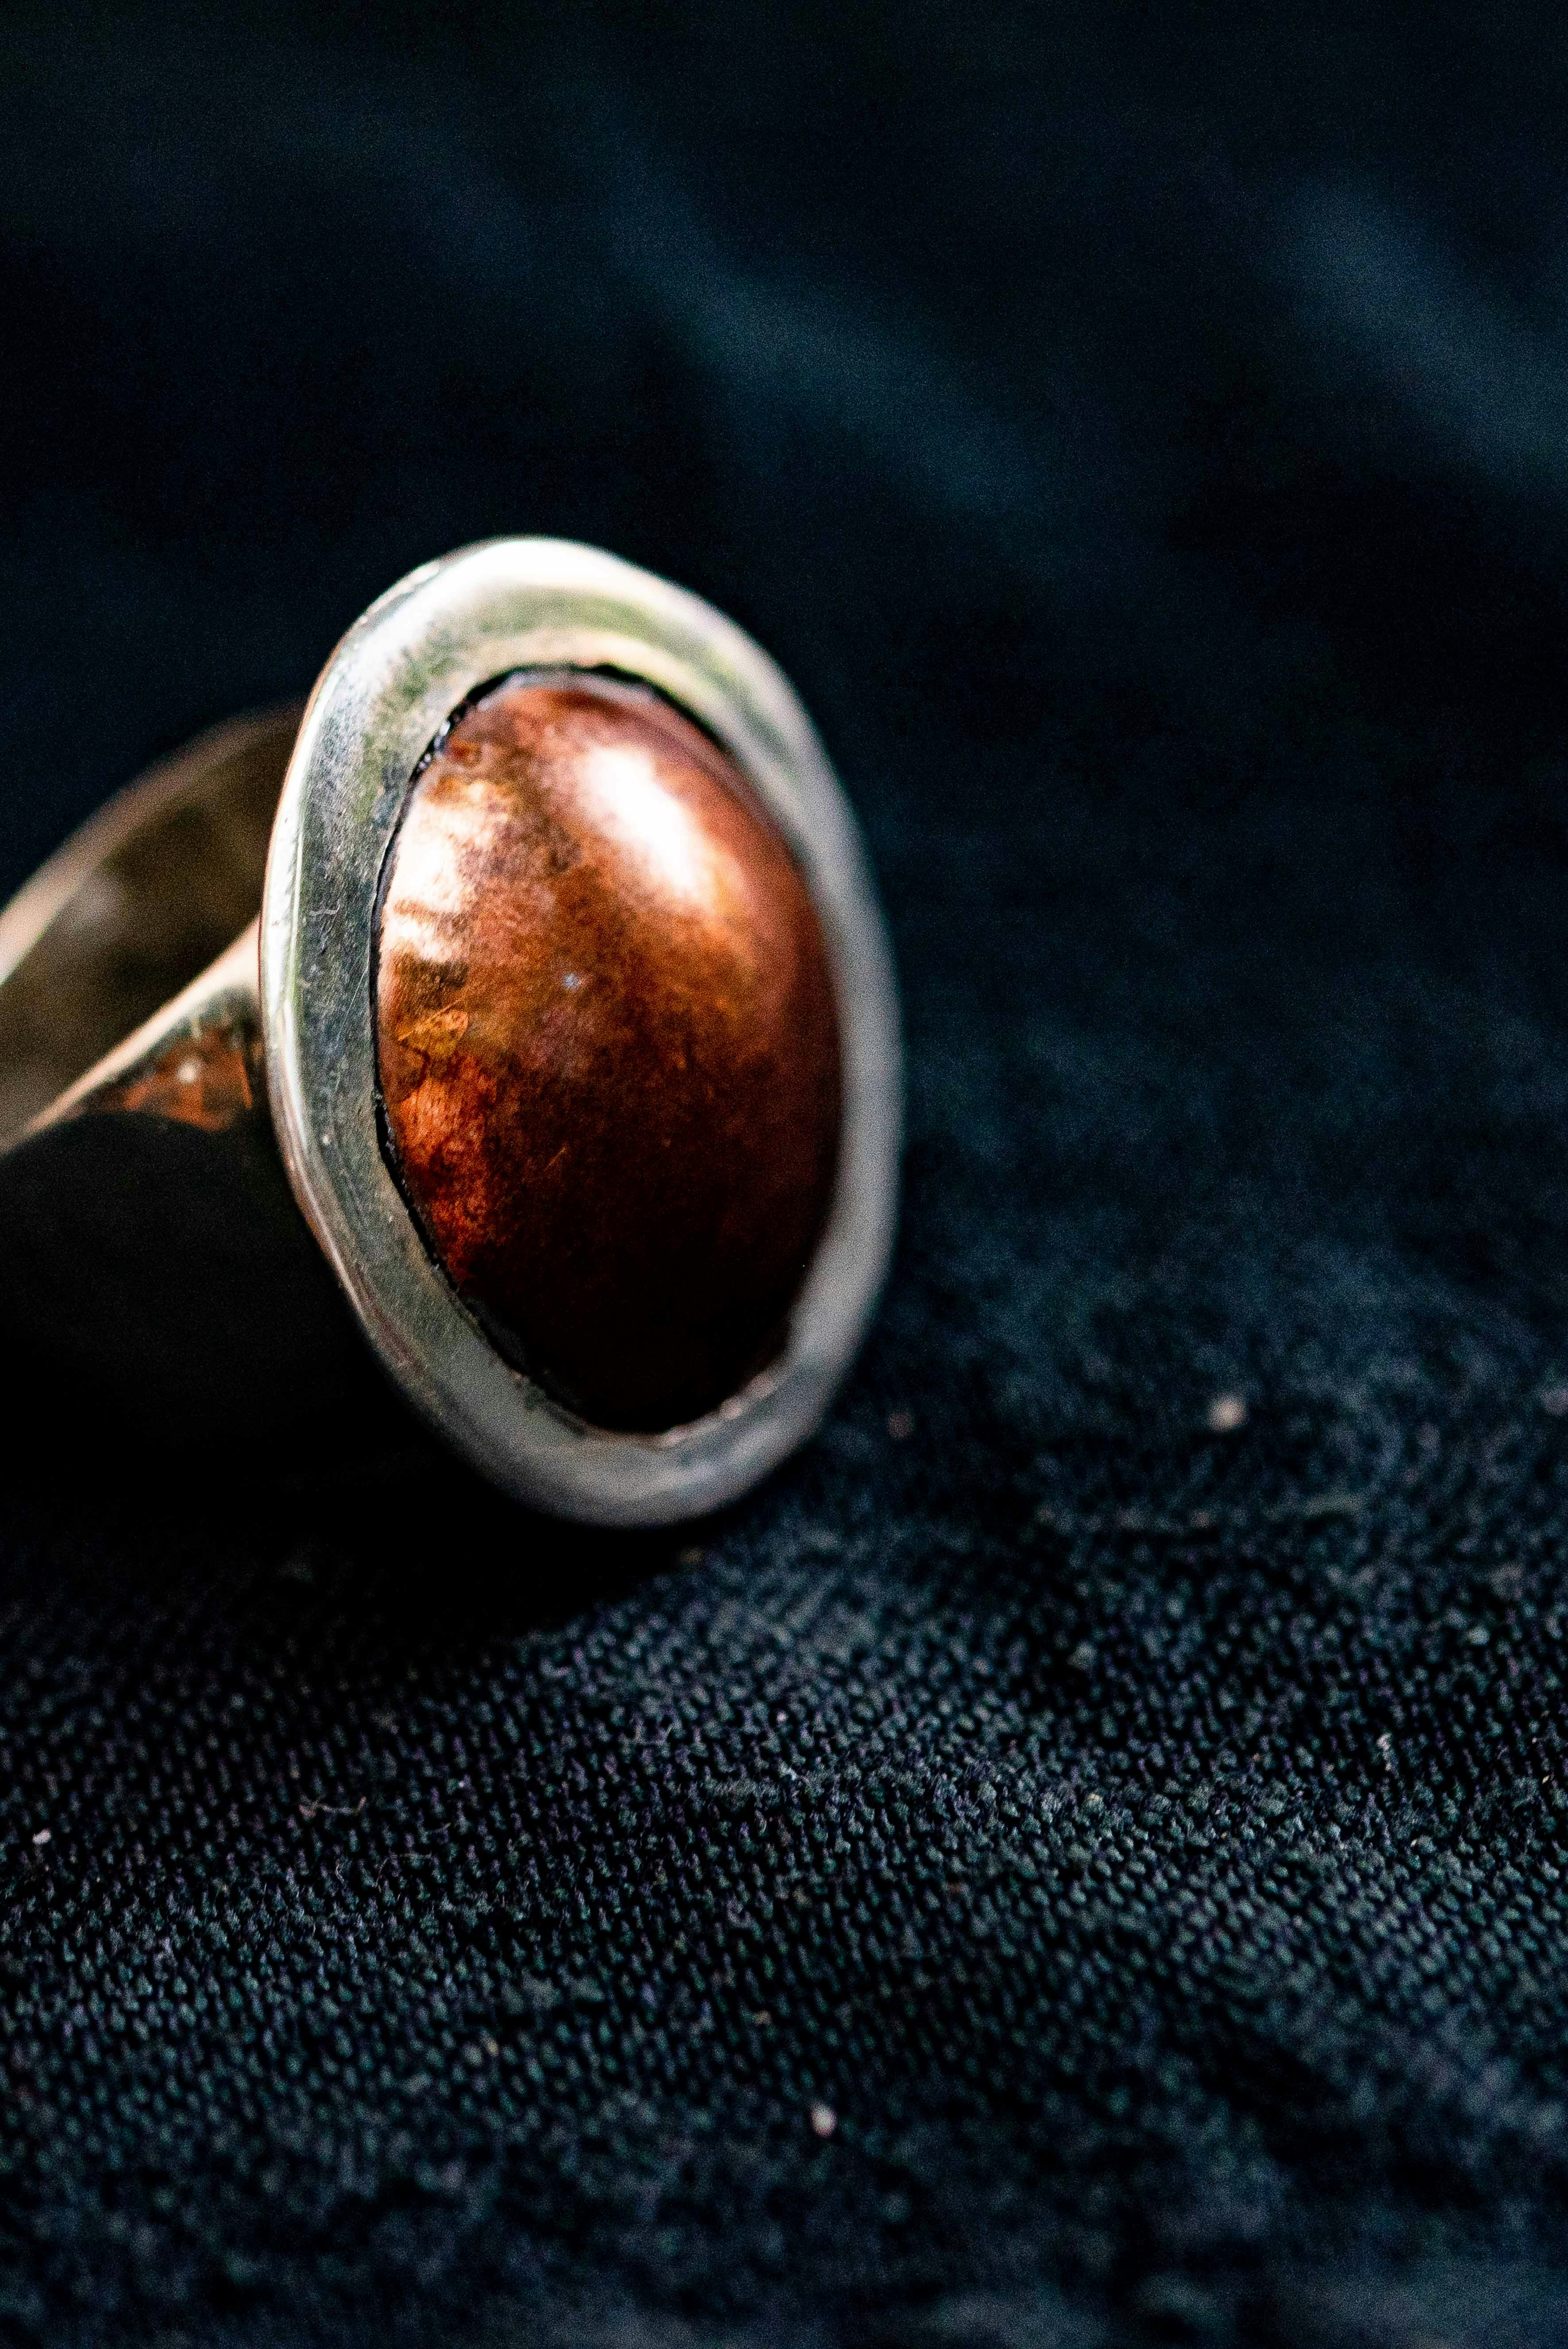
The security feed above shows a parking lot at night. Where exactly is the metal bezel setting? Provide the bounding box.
[260,539,901,1526]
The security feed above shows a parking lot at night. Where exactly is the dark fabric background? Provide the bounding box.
[5,4,1568,2342]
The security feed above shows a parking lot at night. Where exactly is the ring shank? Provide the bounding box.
[0,709,298,1143]
[0,710,374,1439]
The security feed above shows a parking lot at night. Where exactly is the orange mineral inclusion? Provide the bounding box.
[373,671,844,1432]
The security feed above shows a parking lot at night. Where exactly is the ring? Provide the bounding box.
[0,540,901,1526]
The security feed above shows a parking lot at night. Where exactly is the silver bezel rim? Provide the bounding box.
[259,539,901,1526]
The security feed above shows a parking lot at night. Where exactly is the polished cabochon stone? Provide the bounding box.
[374,671,843,1432]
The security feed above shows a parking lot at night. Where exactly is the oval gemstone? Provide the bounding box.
[374,671,843,1432]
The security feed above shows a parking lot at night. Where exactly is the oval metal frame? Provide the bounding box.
[260,539,901,1526]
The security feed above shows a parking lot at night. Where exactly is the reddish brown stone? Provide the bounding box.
[374,671,843,1431]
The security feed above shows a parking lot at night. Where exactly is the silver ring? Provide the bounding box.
[0,540,901,1526]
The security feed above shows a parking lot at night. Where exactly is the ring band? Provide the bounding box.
[0,541,901,1526]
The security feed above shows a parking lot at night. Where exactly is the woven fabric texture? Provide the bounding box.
[4,5,1568,2343]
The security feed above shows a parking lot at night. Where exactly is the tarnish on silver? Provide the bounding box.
[262,539,902,1526]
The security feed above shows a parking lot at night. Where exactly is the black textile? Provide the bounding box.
[6,5,1568,2342]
